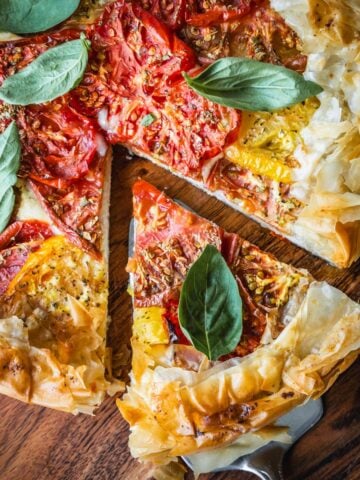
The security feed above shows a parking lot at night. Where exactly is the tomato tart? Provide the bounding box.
[0,0,358,422]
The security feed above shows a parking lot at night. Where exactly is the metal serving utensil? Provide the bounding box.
[128,210,323,480]
[183,399,324,480]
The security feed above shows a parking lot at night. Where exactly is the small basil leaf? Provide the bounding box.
[0,0,81,34]
[0,121,21,233]
[178,244,243,361]
[0,37,90,106]
[141,113,157,126]
[184,57,323,112]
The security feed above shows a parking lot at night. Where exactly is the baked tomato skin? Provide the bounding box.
[137,0,191,30]
[0,220,53,296]
[181,0,307,71]
[187,0,254,27]
[18,101,99,183]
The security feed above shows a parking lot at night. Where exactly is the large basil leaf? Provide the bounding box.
[0,36,90,106]
[178,244,243,361]
[184,57,323,112]
[0,0,81,34]
[0,122,21,233]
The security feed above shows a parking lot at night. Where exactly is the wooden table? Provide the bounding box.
[1,150,359,480]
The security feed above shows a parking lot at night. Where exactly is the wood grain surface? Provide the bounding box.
[0,149,359,480]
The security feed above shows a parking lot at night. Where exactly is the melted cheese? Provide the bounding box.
[17,180,52,223]
[0,32,22,42]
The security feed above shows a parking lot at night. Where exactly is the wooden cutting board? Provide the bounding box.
[1,151,359,480]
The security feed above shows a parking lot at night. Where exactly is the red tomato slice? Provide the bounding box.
[137,0,254,29]
[17,100,104,258]
[0,220,53,250]
[0,220,54,296]
[0,245,36,296]
[131,179,223,307]
[29,174,104,259]
[182,0,307,71]
[76,0,196,109]
[18,101,99,182]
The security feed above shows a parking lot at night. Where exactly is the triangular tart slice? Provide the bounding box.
[118,179,360,471]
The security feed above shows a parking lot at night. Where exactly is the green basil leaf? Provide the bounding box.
[0,121,21,233]
[0,171,17,192]
[0,122,21,174]
[0,0,81,34]
[184,57,323,112]
[178,244,243,361]
[141,113,157,126]
[0,188,15,233]
[0,37,90,106]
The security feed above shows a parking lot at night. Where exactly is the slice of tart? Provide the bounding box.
[0,26,117,413]
[118,179,360,471]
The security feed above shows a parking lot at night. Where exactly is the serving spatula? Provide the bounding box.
[183,398,324,480]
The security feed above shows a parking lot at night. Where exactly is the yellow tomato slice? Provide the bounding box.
[225,144,292,183]
[133,307,170,345]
